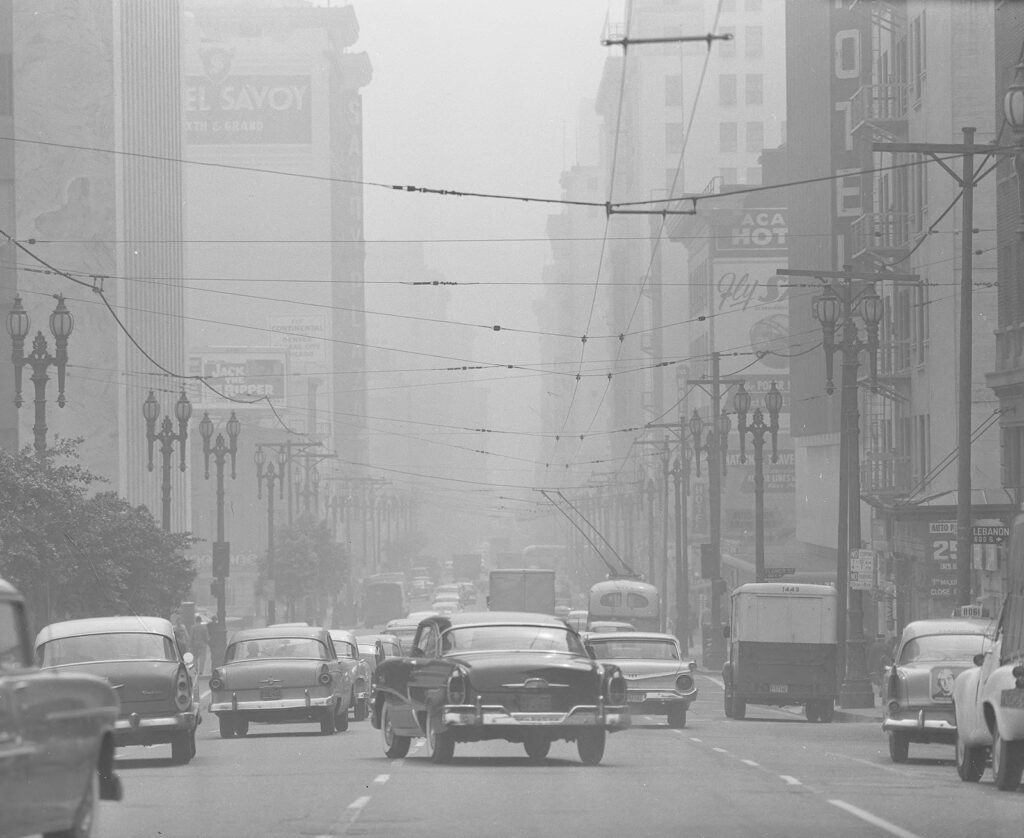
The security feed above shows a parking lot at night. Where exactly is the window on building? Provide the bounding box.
[746,74,764,106]
[745,121,764,152]
[719,27,735,57]
[746,167,762,185]
[721,0,736,12]
[719,74,737,106]
[666,123,684,154]
[720,122,738,153]
[745,26,763,58]
[665,74,683,107]
[720,167,738,185]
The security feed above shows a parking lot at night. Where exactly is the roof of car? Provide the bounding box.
[228,625,329,643]
[435,611,567,629]
[355,633,401,645]
[0,577,20,598]
[328,628,358,641]
[35,616,174,645]
[899,618,993,639]
[586,632,680,642]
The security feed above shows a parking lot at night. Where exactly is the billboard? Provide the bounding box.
[713,259,790,374]
[268,314,328,370]
[188,349,288,408]
[713,208,789,258]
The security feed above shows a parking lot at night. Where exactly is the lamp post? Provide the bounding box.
[198,411,240,639]
[670,445,691,650]
[255,444,285,625]
[7,294,74,456]
[732,381,783,583]
[143,389,192,531]
[812,280,883,709]
[295,464,320,515]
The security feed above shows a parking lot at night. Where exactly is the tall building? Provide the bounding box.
[3,0,187,527]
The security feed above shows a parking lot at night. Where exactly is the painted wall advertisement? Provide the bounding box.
[268,314,327,370]
[188,349,287,408]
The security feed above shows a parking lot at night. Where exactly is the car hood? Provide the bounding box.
[218,658,327,690]
[896,661,972,704]
[46,659,181,704]
[447,651,600,691]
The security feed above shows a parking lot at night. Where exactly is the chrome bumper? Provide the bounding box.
[210,694,334,713]
[443,704,629,729]
[627,689,696,703]
[115,711,195,732]
[883,711,956,733]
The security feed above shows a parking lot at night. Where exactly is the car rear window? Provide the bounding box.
[442,625,584,654]
[227,637,329,661]
[590,639,679,661]
[39,632,176,666]
[899,633,987,664]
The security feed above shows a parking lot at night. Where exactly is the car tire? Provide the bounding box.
[577,729,606,766]
[667,706,687,729]
[818,701,835,723]
[426,711,455,764]
[320,709,337,736]
[723,688,734,718]
[955,730,985,782]
[805,703,819,723]
[382,702,411,759]
[524,735,551,762]
[170,731,194,765]
[888,732,909,763]
[44,764,98,838]
[218,715,236,739]
[335,702,350,732]
[731,695,746,720]
[235,719,249,737]
[992,727,1024,791]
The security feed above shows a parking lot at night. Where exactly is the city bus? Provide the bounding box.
[587,578,660,632]
[360,577,405,628]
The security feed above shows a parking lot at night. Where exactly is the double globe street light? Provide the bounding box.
[199,410,240,639]
[143,389,193,532]
[255,444,286,625]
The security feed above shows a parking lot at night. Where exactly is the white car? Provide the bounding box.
[952,632,1024,789]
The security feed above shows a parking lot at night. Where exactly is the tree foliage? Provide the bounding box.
[0,439,197,626]
[265,513,346,622]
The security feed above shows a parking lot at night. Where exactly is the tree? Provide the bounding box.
[0,439,196,625]
[267,513,344,623]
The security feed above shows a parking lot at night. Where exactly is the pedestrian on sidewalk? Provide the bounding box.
[189,616,210,677]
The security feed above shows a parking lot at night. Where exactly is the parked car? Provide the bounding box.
[35,614,199,764]
[586,632,698,728]
[329,629,372,721]
[584,620,637,635]
[1,577,122,838]
[209,625,350,737]
[371,611,630,765]
[883,617,992,763]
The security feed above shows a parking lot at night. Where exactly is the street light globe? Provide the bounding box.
[813,288,840,326]
[733,381,751,416]
[718,409,732,438]
[764,381,784,417]
[48,295,73,339]
[1005,62,1024,134]
[6,295,29,340]
[198,411,214,441]
[688,410,704,440]
[226,411,241,441]
[174,390,192,424]
[860,284,884,327]
[254,445,266,467]
[142,391,160,424]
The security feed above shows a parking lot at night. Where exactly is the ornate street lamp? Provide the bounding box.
[8,294,74,456]
[256,444,285,625]
[143,389,192,531]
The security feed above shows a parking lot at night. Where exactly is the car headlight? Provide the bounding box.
[675,673,694,692]
[447,667,469,704]
[605,669,627,704]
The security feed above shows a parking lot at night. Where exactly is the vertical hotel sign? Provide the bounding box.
[185,46,311,145]
[830,2,868,267]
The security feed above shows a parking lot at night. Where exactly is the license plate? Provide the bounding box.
[520,694,552,712]
[1001,689,1024,709]
[627,691,646,702]
[769,684,788,694]
[260,687,282,700]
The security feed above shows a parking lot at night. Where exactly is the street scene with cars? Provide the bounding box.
[4,0,1024,836]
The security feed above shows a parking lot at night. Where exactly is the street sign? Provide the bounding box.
[212,541,230,578]
[973,524,1009,545]
[765,567,795,579]
[849,549,875,591]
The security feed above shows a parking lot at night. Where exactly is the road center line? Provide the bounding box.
[689,737,702,742]
[741,759,759,767]
[348,796,371,811]
[828,799,923,838]
[712,747,729,753]
[373,774,390,785]
[779,775,802,786]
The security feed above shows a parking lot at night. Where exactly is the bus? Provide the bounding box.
[360,577,405,628]
[587,578,660,632]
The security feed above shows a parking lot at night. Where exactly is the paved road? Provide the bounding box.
[96,674,1024,838]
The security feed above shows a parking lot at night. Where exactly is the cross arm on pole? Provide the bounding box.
[776,268,919,284]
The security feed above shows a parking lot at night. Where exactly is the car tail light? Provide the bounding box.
[605,670,627,704]
[447,668,468,704]
[675,674,694,692]
[318,664,332,686]
[888,700,900,715]
[174,666,192,711]
[689,661,697,672]
[209,668,224,691]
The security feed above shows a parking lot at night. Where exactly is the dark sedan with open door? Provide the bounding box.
[371,611,629,765]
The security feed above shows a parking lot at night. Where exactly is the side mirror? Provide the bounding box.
[584,642,596,660]
[722,625,730,639]
[973,652,986,667]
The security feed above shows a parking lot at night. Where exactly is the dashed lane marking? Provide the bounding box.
[712,747,729,753]
[689,737,702,743]
[740,759,759,767]
[348,796,371,811]
[828,799,924,838]
[779,775,802,786]
[373,774,390,785]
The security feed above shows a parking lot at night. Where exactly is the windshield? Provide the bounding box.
[226,637,330,661]
[899,633,987,664]
[441,624,585,655]
[589,639,680,661]
[38,632,176,666]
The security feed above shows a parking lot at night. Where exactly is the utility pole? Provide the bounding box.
[872,129,1006,607]
[779,267,917,708]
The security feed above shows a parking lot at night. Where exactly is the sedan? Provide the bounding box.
[883,617,991,763]
[371,611,629,765]
[329,628,372,721]
[586,632,698,728]
[1,577,122,838]
[35,615,199,764]
[210,626,350,737]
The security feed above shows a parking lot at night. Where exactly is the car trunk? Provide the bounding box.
[220,659,322,693]
[51,659,180,714]
[453,651,600,712]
